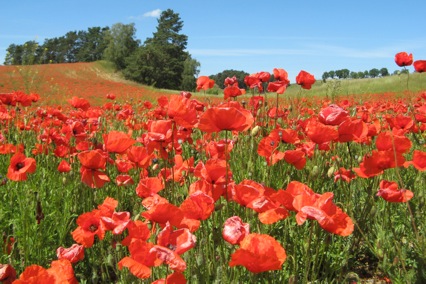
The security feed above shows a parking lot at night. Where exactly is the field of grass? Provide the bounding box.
[0,62,426,283]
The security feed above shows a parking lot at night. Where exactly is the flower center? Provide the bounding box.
[15,162,25,170]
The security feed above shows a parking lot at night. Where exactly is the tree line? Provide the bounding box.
[4,26,110,65]
[320,67,407,81]
[3,9,200,91]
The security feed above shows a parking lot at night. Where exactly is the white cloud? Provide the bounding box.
[128,9,162,21]
[143,9,162,18]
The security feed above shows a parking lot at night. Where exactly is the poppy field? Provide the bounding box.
[1,54,426,283]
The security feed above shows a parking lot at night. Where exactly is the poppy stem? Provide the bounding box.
[224,130,229,201]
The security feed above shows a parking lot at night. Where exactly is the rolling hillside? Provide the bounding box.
[1,61,425,106]
[0,61,178,105]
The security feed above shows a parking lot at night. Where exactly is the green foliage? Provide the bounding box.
[210,69,249,89]
[4,26,110,65]
[124,9,191,90]
[103,23,140,71]
[180,55,200,91]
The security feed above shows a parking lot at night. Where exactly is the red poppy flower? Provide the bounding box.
[69,96,91,111]
[136,177,164,198]
[376,131,412,153]
[101,211,131,235]
[56,244,85,264]
[157,222,196,255]
[116,174,134,186]
[258,207,289,225]
[318,104,349,126]
[385,114,414,132]
[47,259,78,284]
[196,76,215,91]
[222,216,250,245]
[244,75,263,92]
[7,152,36,181]
[121,220,151,246]
[334,167,356,183]
[150,245,187,272]
[377,180,413,202]
[395,52,413,67]
[296,70,316,89]
[151,272,186,284]
[166,95,198,128]
[273,68,289,82]
[0,264,16,284]
[305,118,339,144]
[337,118,369,143]
[257,135,284,165]
[71,211,105,248]
[57,160,72,173]
[78,149,110,188]
[180,191,215,221]
[104,131,135,154]
[411,150,426,171]
[13,265,55,283]
[198,101,254,133]
[224,76,238,87]
[118,240,157,279]
[356,150,405,178]
[283,149,306,170]
[413,60,426,72]
[229,233,286,273]
[106,93,116,100]
[267,80,288,94]
[127,145,152,169]
[142,195,184,228]
[0,93,17,106]
[224,85,244,99]
[256,71,271,82]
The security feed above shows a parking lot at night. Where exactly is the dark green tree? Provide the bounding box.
[104,23,139,70]
[77,27,110,62]
[322,71,329,82]
[180,55,200,91]
[134,9,189,89]
[4,44,23,65]
[210,69,249,89]
[329,70,335,79]
[380,67,389,77]
[369,68,380,78]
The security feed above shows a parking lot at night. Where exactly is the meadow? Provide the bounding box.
[0,61,425,284]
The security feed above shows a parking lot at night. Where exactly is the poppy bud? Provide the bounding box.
[327,166,335,178]
[311,166,319,177]
[251,125,261,136]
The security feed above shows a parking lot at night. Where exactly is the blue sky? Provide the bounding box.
[1,0,426,81]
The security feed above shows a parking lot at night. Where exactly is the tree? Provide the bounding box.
[350,71,358,79]
[124,9,190,89]
[180,55,200,91]
[380,67,389,77]
[140,9,189,89]
[322,71,329,82]
[4,44,23,65]
[210,70,249,89]
[77,27,110,62]
[328,70,335,79]
[369,68,380,78]
[104,23,140,70]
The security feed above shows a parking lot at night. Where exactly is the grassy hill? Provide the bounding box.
[0,61,179,105]
[1,61,425,106]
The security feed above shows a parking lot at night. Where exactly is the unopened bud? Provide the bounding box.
[251,125,261,136]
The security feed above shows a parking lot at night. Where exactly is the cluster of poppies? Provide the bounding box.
[395,51,426,72]
[1,52,426,282]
